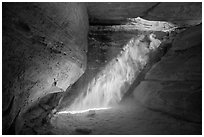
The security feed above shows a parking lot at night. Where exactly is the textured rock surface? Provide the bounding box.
[57,31,137,112]
[2,3,88,134]
[86,2,201,26]
[145,24,202,81]
[145,3,202,26]
[90,17,178,33]
[2,2,202,135]
[49,25,201,134]
[133,24,202,123]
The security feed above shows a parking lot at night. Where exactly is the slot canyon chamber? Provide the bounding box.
[2,2,202,135]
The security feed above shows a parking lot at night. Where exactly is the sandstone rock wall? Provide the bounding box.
[86,2,201,26]
[133,24,202,123]
[2,2,88,134]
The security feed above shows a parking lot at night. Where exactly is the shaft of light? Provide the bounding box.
[58,107,110,114]
[62,34,155,113]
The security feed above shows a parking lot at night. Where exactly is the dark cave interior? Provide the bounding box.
[2,2,202,135]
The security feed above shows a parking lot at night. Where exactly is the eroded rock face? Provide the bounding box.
[2,2,202,135]
[86,2,201,26]
[145,3,202,26]
[133,24,202,123]
[2,3,88,134]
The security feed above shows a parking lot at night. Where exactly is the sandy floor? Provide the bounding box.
[50,97,201,135]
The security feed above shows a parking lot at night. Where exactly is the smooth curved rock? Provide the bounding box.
[171,24,202,51]
[2,3,88,134]
[145,3,202,26]
[133,25,202,123]
[87,2,201,26]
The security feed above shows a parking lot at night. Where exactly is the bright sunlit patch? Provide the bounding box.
[58,107,110,114]
[127,17,178,32]
[57,18,175,114]
[90,17,178,33]
[60,35,153,113]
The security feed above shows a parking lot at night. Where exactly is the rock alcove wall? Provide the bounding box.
[3,2,88,134]
[2,2,202,134]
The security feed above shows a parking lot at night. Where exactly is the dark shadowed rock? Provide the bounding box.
[16,92,63,134]
[86,2,201,26]
[75,127,92,134]
[2,2,88,134]
[133,25,202,123]
[171,24,202,51]
[2,2,202,135]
